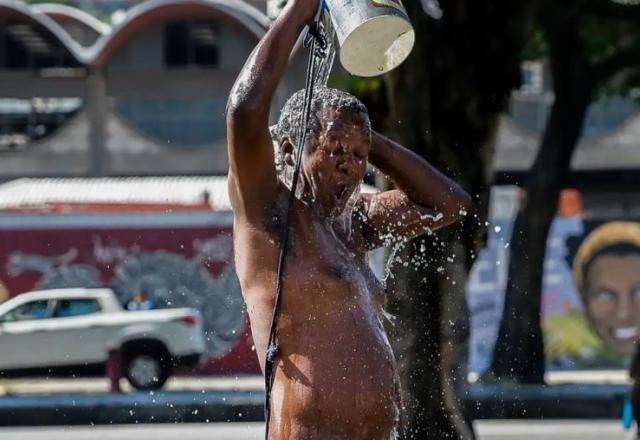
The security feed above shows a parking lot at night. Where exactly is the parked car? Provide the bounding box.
[0,288,205,390]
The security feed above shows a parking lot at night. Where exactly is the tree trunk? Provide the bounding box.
[383,1,529,437]
[386,233,473,439]
[490,7,595,384]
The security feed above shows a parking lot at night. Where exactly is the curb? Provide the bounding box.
[468,383,629,419]
[0,390,264,426]
[0,383,630,426]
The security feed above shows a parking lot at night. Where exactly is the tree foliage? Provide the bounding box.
[491,0,640,384]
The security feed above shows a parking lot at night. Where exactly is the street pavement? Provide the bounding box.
[475,420,630,439]
[0,375,265,395]
[0,421,631,440]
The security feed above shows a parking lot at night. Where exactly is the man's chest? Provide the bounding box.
[234,203,383,305]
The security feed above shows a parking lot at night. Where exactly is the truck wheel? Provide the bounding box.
[124,351,169,391]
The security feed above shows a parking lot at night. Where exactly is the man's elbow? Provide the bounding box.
[443,189,472,223]
[457,190,472,213]
[226,98,255,127]
[226,84,271,120]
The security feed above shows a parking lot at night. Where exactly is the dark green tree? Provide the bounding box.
[491,0,640,384]
[378,1,532,438]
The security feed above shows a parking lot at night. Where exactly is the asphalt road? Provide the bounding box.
[0,421,631,440]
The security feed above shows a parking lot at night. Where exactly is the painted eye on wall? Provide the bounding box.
[593,289,617,304]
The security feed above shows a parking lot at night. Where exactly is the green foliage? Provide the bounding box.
[585,10,640,101]
[328,74,382,96]
[526,2,640,100]
[522,27,547,61]
[327,72,388,127]
[580,16,640,65]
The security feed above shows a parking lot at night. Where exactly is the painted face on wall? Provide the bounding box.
[584,253,640,356]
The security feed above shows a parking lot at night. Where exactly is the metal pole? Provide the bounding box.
[86,68,109,176]
[0,21,6,68]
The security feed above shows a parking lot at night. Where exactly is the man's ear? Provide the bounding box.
[281,138,295,166]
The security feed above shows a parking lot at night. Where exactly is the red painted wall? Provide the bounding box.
[0,211,261,375]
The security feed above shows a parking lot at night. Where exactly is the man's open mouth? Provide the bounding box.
[335,183,350,201]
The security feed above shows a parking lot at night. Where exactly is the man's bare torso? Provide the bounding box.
[234,186,399,439]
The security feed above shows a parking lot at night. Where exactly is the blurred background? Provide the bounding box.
[0,0,639,438]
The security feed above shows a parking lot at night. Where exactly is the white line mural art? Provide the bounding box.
[5,234,246,360]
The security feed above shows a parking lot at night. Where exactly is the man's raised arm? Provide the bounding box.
[226,0,318,219]
[357,132,472,249]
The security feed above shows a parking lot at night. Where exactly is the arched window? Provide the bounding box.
[164,21,219,68]
[0,21,79,70]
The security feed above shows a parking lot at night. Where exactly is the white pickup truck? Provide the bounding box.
[0,288,205,390]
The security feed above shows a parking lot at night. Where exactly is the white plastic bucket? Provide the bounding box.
[324,0,415,77]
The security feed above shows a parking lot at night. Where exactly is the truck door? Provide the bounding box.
[45,298,106,367]
[0,299,55,370]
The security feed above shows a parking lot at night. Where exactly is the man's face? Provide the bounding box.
[301,107,371,218]
[584,254,640,356]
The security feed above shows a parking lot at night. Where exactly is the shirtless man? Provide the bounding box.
[226,0,471,438]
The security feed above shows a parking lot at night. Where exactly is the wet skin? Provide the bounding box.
[237,184,401,439]
[584,254,640,356]
[226,0,471,438]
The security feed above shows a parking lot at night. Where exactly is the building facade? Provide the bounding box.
[494,60,640,218]
[0,0,302,178]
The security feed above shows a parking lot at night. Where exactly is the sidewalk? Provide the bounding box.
[0,421,631,440]
[545,370,630,385]
[0,376,264,396]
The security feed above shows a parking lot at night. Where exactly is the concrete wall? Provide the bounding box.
[0,4,307,178]
[109,25,164,69]
[52,20,102,47]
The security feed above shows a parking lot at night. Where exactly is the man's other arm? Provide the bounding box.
[357,132,472,249]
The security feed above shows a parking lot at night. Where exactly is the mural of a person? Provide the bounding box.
[573,222,640,357]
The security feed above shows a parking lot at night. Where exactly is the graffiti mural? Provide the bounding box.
[467,188,640,373]
[569,222,640,360]
[111,250,245,358]
[0,216,260,375]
